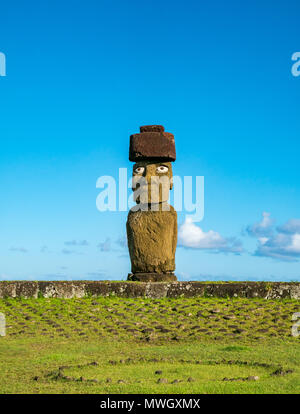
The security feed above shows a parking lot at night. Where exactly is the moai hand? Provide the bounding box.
[126,125,177,282]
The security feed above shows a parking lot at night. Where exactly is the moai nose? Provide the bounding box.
[144,165,154,184]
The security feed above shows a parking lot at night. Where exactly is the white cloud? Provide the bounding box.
[288,233,300,253]
[248,214,300,261]
[277,219,300,234]
[178,218,243,254]
[9,246,28,253]
[64,240,89,246]
[61,248,76,255]
[98,238,111,252]
[116,236,127,249]
[247,212,274,238]
[258,237,269,245]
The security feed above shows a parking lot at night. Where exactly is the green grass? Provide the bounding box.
[0,296,299,394]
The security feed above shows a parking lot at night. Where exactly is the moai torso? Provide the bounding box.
[127,205,177,274]
[126,125,178,282]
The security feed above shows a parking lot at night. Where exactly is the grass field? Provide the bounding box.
[0,296,299,394]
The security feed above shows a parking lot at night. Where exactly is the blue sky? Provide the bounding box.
[1,0,300,281]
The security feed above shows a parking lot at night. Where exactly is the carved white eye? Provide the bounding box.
[134,166,145,174]
[156,165,169,173]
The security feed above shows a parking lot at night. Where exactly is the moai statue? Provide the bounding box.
[126,125,177,282]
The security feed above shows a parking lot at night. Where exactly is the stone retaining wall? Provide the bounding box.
[0,281,299,299]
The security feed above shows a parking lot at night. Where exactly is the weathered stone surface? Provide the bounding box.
[127,206,177,274]
[128,273,177,282]
[38,281,86,299]
[140,125,165,133]
[0,281,299,299]
[129,125,176,161]
[132,161,173,204]
[0,281,39,298]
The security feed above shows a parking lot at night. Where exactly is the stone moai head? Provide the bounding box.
[126,125,178,282]
[129,125,176,206]
[132,160,173,205]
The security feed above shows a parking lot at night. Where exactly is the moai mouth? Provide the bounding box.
[126,125,178,282]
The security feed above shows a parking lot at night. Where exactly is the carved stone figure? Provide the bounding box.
[126,125,177,282]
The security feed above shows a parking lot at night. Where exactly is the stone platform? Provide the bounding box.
[0,281,299,299]
[127,273,177,282]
